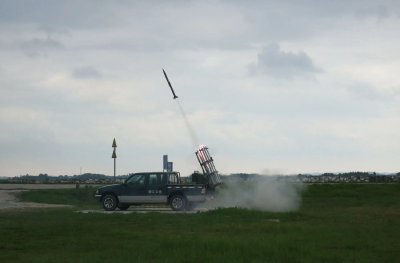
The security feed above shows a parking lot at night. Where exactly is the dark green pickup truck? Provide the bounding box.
[95,172,206,211]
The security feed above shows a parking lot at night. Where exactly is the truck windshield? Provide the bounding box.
[126,174,143,185]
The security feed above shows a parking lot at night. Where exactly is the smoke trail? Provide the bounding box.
[201,177,305,212]
[176,99,200,148]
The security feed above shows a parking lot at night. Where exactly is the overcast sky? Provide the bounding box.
[1,0,400,177]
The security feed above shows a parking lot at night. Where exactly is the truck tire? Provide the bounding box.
[118,204,130,211]
[170,195,186,211]
[102,195,118,211]
[186,202,197,211]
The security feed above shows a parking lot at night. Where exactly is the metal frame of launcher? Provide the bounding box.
[194,146,223,191]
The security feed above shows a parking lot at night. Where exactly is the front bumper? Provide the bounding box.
[95,195,102,202]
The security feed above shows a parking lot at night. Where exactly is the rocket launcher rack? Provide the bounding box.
[195,146,223,188]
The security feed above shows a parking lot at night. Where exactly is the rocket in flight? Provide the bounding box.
[162,69,178,99]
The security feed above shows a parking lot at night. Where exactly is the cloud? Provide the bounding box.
[248,43,322,80]
[1,0,400,178]
[355,5,390,22]
[347,83,400,101]
[72,66,102,79]
[0,0,124,29]
[21,37,64,58]
[38,25,71,38]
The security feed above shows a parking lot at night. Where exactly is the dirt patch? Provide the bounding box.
[0,185,74,210]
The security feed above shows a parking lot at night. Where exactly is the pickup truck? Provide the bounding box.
[95,172,207,211]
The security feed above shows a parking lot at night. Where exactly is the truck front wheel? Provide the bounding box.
[102,195,118,211]
[170,195,186,211]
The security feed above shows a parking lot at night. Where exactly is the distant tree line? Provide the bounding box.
[320,172,375,177]
[221,172,400,179]
[302,171,400,177]
[15,173,129,180]
[10,171,400,181]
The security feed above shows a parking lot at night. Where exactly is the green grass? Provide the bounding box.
[15,187,99,206]
[14,187,169,209]
[1,183,400,263]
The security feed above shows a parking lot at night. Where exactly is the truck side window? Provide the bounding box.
[161,174,167,184]
[149,174,166,185]
[137,175,145,185]
[149,174,159,185]
[168,174,178,184]
[126,174,144,185]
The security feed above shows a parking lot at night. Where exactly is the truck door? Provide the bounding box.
[146,173,167,203]
[119,174,146,203]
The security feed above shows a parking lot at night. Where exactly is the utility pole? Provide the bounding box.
[112,138,117,182]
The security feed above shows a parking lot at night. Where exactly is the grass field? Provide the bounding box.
[1,184,400,263]
[15,187,99,207]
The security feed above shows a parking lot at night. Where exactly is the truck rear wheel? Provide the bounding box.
[102,195,118,211]
[170,195,186,211]
[186,202,197,211]
[118,204,130,211]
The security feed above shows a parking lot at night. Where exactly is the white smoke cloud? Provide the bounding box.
[202,178,305,212]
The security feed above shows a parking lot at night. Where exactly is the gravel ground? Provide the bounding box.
[76,208,209,214]
[0,184,75,210]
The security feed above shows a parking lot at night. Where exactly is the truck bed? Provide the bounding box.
[166,184,205,202]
